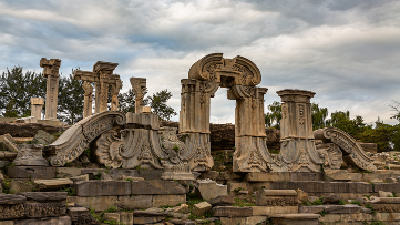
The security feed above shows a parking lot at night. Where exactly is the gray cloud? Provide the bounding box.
[0,0,399,125]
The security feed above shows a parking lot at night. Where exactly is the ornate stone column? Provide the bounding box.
[30,98,44,123]
[277,89,324,172]
[111,79,123,111]
[95,83,101,114]
[130,78,146,113]
[82,81,93,118]
[40,58,61,121]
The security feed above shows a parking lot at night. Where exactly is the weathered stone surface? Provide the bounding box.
[208,195,235,206]
[73,181,131,196]
[9,181,34,194]
[162,164,195,181]
[372,197,400,204]
[256,190,298,206]
[33,179,73,191]
[246,172,324,182]
[0,194,27,204]
[252,206,298,216]
[0,122,67,137]
[132,216,164,224]
[269,214,320,225]
[24,202,66,218]
[0,203,24,220]
[325,170,351,181]
[193,202,212,217]
[56,167,83,177]
[117,195,153,209]
[197,179,227,201]
[219,216,267,225]
[116,175,144,181]
[0,221,13,225]
[152,194,186,207]
[67,196,117,212]
[299,205,362,214]
[379,190,393,197]
[33,130,55,145]
[0,133,18,152]
[171,204,188,213]
[19,192,67,201]
[70,174,89,182]
[213,206,253,217]
[131,180,185,195]
[322,193,343,204]
[14,215,71,225]
[13,144,49,166]
[8,166,55,179]
[265,181,372,193]
[375,183,400,193]
[68,207,97,225]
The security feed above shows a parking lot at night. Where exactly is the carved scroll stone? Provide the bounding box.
[24,202,66,218]
[314,127,377,172]
[48,111,125,166]
[316,143,342,170]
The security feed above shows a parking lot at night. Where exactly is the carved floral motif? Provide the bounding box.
[0,204,24,219]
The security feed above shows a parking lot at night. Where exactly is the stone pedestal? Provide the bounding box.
[13,144,49,166]
[277,89,324,172]
[30,98,44,123]
[40,58,61,121]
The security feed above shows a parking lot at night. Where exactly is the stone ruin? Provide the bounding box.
[2,53,400,225]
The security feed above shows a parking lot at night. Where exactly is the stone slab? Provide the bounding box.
[117,195,153,209]
[131,180,185,195]
[208,195,235,206]
[246,172,324,182]
[9,181,34,194]
[33,179,73,191]
[299,205,362,214]
[0,194,27,204]
[13,215,71,225]
[266,181,372,193]
[8,166,55,179]
[73,181,131,196]
[213,206,253,217]
[219,216,267,225]
[152,194,186,207]
[56,167,83,177]
[375,183,400,193]
[193,202,212,217]
[252,206,298,216]
[269,214,320,225]
[197,179,227,201]
[19,192,68,201]
[67,196,117,212]
[70,174,89,182]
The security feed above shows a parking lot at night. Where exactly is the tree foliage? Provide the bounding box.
[265,101,281,129]
[146,89,177,121]
[117,88,148,114]
[58,72,84,124]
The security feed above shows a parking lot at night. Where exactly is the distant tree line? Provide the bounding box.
[0,66,177,124]
[265,101,400,152]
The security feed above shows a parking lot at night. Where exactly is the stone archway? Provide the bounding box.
[180,53,271,172]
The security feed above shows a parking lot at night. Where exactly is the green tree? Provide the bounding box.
[0,66,46,117]
[356,119,400,152]
[326,111,372,137]
[390,100,400,121]
[57,72,84,124]
[265,101,281,129]
[146,89,177,121]
[118,88,148,113]
[311,103,329,130]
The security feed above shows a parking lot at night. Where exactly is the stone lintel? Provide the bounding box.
[277,89,315,103]
[93,61,119,73]
[40,58,61,78]
[73,70,120,84]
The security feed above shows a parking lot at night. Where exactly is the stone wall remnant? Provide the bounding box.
[30,98,44,123]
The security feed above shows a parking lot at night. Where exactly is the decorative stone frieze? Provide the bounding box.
[314,127,377,172]
[24,202,66,218]
[0,203,24,219]
[256,190,299,206]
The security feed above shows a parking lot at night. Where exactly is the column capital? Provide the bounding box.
[40,58,61,79]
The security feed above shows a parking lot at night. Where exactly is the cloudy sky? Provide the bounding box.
[1,0,399,125]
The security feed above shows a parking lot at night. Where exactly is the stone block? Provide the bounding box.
[70,174,89,182]
[193,202,212,217]
[80,168,106,175]
[8,166,55,179]
[252,206,298,216]
[219,216,267,225]
[131,180,185,195]
[299,205,326,214]
[172,204,188,213]
[116,175,144,181]
[117,195,153,209]
[227,182,248,195]
[19,192,67,202]
[132,216,164,224]
[32,130,55,145]
[213,206,253,217]
[152,194,186,207]
[56,167,83,177]
[324,205,362,214]
[103,213,120,223]
[0,194,27,204]
[197,179,227,201]
[379,190,393,197]
[67,196,117,212]
[13,215,71,225]
[269,214,320,225]
[33,179,73,191]
[137,169,164,181]
[246,172,289,182]
[322,193,342,204]
[375,183,400,193]
[9,181,34,194]
[256,190,298,206]
[0,221,13,225]
[208,195,235,206]
[73,181,131,196]
[0,203,24,220]
[325,170,352,181]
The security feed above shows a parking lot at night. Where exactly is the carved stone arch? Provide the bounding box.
[47,111,126,166]
[181,53,270,172]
